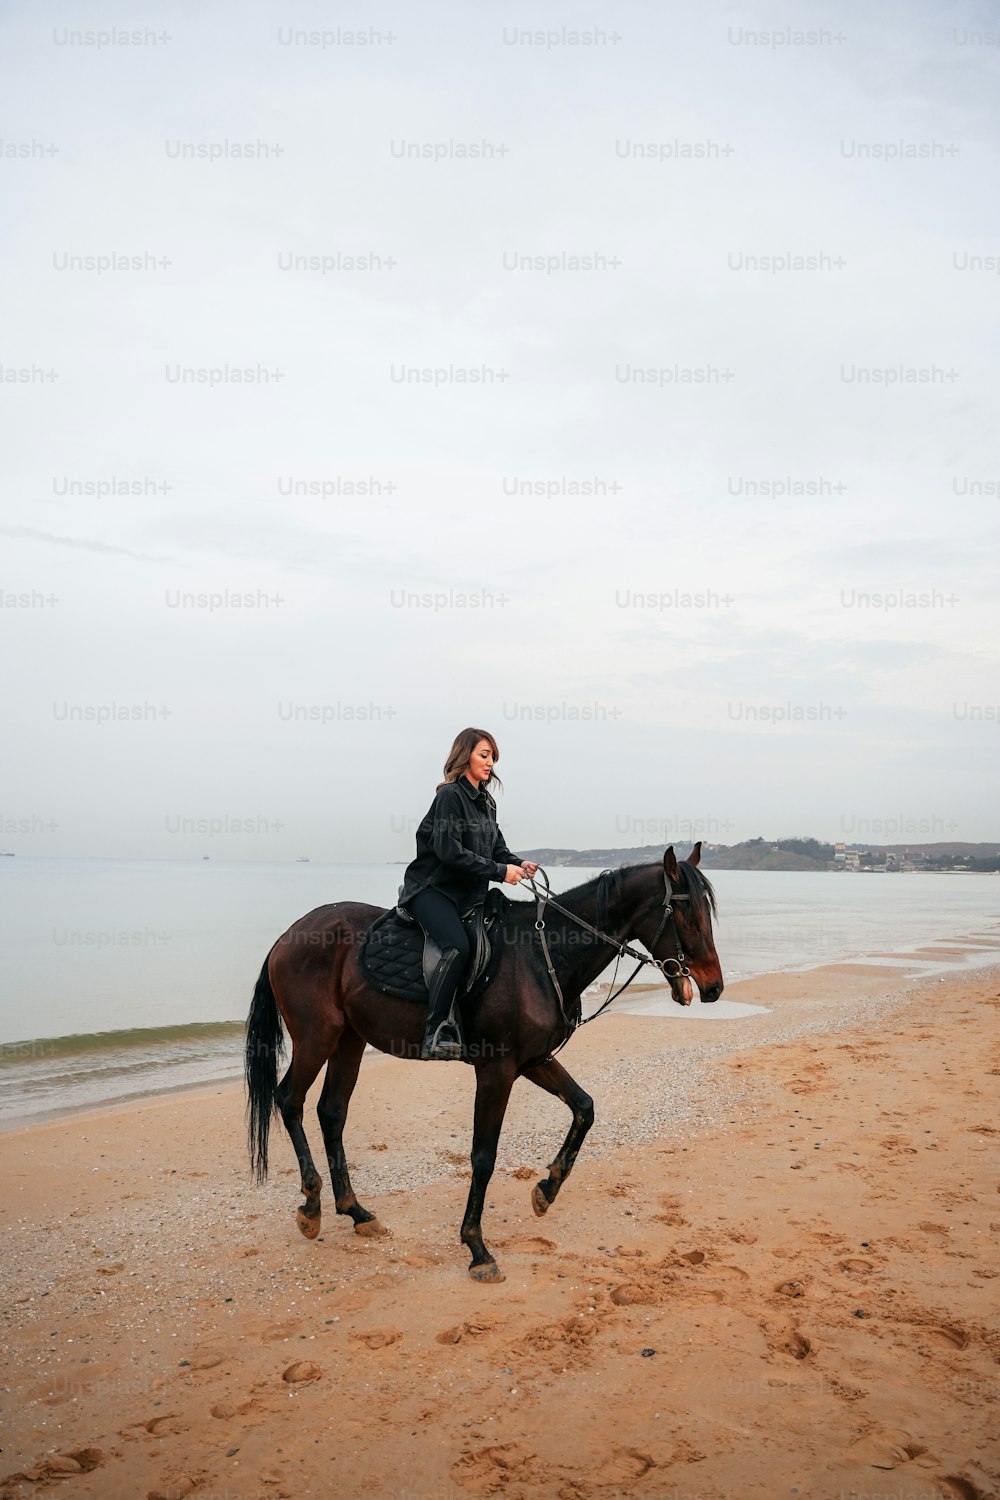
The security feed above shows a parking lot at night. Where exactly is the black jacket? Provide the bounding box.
[398,776,520,910]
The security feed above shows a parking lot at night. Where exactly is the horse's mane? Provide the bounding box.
[534,858,717,930]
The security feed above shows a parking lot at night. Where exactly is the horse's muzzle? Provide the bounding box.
[671,975,695,1006]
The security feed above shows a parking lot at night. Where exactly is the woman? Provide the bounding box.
[398,728,539,1060]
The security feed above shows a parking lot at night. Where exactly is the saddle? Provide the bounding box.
[359,888,510,1004]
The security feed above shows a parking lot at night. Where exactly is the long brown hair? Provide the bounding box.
[437,727,503,792]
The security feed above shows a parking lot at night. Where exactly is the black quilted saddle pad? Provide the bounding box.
[359,889,509,1003]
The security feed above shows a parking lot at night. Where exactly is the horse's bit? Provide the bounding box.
[522,867,691,1039]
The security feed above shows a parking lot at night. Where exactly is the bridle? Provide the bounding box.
[522,866,692,1043]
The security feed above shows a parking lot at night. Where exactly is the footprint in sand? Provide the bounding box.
[350,1328,402,1350]
[764,1325,812,1359]
[593,1446,657,1486]
[842,1430,992,1500]
[282,1361,322,1384]
[940,1475,990,1499]
[259,1320,304,1342]
[42,1455,95,1476]
[919,1323,970,1350]
[610,1282,658,1307]
[712,1262,750,1280]
[805,1229,850,1248]
[142,1413,187,1437]
[464,1317,497,1337]
[843,1429,924,1467]
[180,1350,228,1371]
[513,1313,604,1368]
[880,1136,918,1155]
[436,1316,498,1345]
[2,1448,106,1485]
[148,1475,200,1499]
[452,1441,544,1492]
[788,1068,830,1094]
[209,1397,258,1419]
[501,1235,557,1254]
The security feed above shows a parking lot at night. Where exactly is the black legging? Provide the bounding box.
[408,888,471,1001]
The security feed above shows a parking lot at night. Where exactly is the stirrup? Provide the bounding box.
[421,1020,464,1061]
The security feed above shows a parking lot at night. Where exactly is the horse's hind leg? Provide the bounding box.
[276,1039,332,1240]
[317,1026,388,1239]
[522,1056,594,1217]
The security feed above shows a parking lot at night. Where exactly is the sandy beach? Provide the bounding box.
[1,958,998,1500]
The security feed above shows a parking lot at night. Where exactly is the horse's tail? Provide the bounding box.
[245,951,285,1184]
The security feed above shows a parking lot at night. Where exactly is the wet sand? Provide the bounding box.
[1,961,998,1500]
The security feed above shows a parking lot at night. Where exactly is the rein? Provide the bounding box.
[521,867,691,1046]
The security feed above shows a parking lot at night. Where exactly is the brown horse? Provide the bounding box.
[245,845,723,1281]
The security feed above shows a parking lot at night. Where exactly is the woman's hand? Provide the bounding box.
[503,865,525,884]
[520,861,540,877]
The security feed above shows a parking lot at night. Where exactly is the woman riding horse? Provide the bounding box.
[398,727,539,1060]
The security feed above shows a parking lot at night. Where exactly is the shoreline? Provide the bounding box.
[3,941,1000,1137]
[2,953,997,1152]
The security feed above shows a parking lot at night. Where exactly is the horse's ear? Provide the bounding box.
[664,846,681,885]
[688,841,702,867]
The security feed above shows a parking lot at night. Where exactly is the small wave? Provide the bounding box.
[0,1019,246,1067]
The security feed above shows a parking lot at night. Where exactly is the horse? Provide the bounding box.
[245,844,723,1282]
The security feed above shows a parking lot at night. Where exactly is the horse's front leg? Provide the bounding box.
[522,1055,594,1218]
[460,1062,516,1283]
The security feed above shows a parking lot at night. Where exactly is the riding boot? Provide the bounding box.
[421,947,465,1061]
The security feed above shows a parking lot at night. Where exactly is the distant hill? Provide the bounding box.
[520,839,1000,872]
[521,840,833,871]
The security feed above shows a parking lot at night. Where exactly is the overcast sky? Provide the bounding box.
[2,0,998,860]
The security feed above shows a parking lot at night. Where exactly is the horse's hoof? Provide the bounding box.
[296,1208,321,1240]
[531,1184,550,1218]
[354,1218,389,1239]
[469,1260,504,1283]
